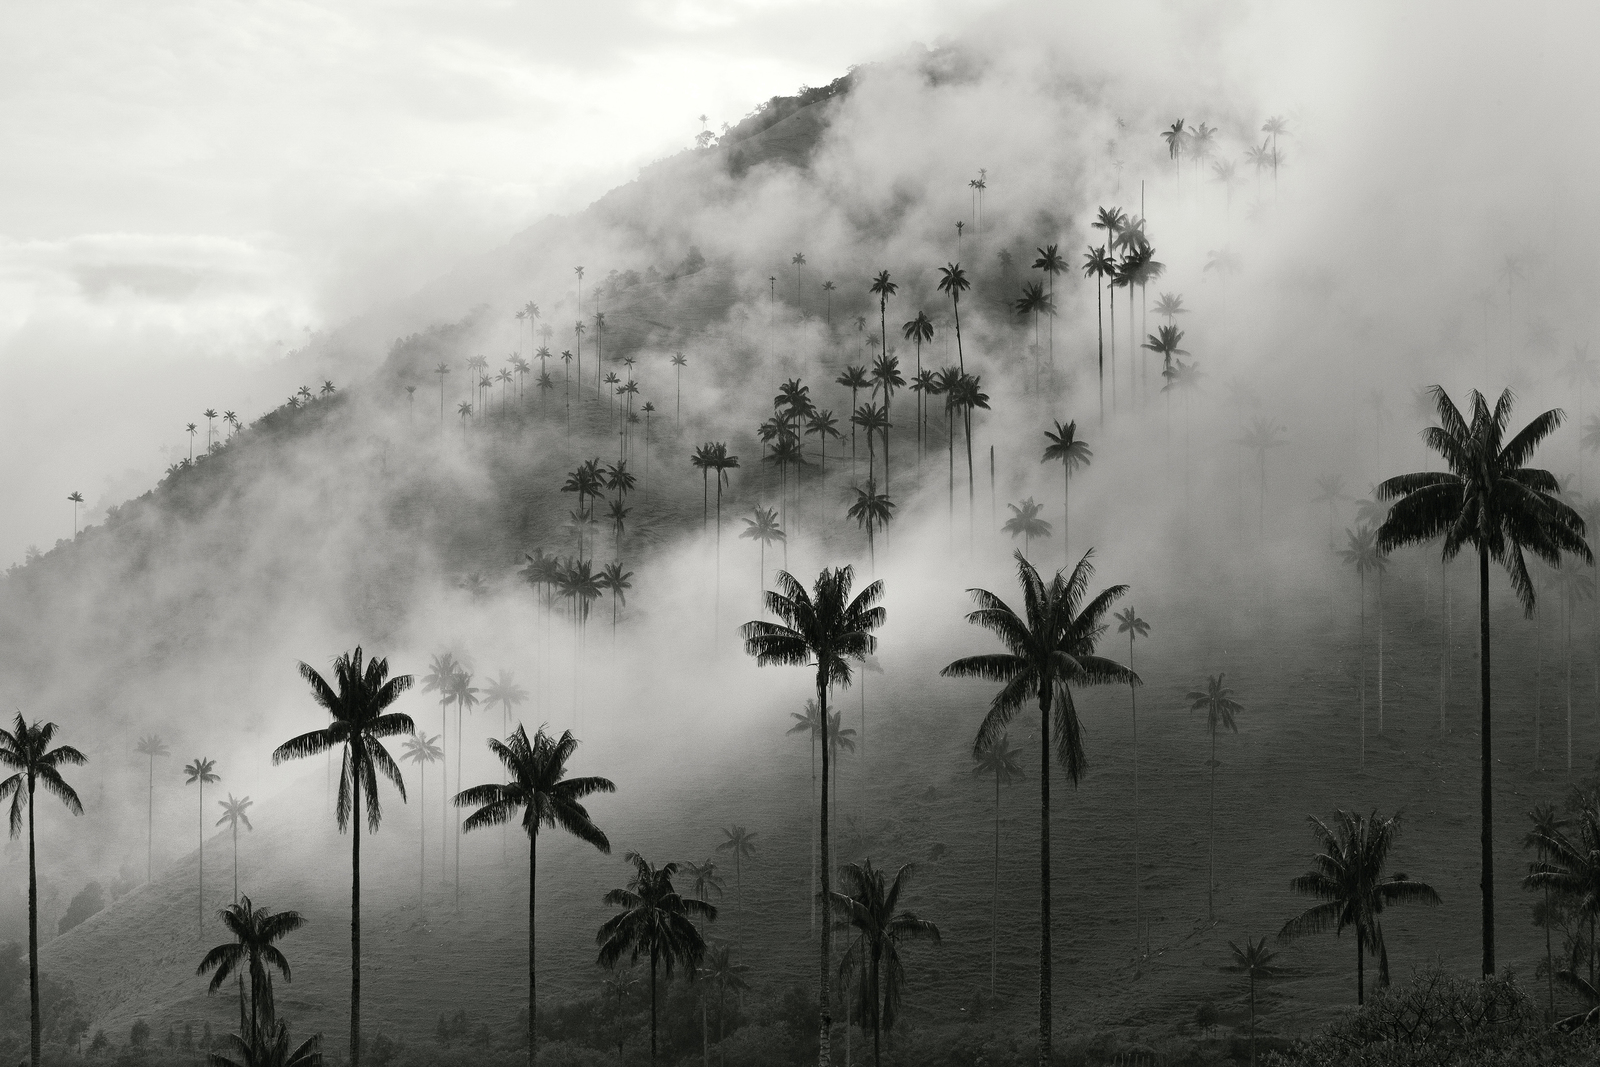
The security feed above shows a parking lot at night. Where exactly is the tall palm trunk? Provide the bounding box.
[146,754,155,882]
[991,771,1000,995]
[650,946,659,1067]
[952,297,965,374]
[1359,571,1367,768]
[198,780,205,928]
[1130,636,1140,951]
[1035,682,1053,1067]
[870,943,882,1067]
[1108,286,1116,412]
[818,676,834,1067]
[1207,731,1216,922]
[1062,467,1070,566]
[351,770,362,1067]
[28,778,40,1067]
[1095,277,1104,423]
[1356,923,1365,1005]
[419,762,426,908]
[1478,547,1495,977]
[1565,592,1574,772]
[528,836,538,1067]
[1377,568,1385,734]
[232,823,239,901]
[1441,557,1450,731]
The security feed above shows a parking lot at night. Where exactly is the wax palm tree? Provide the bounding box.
[1081,246,1113,418]
[135,734,169,882]
[1226,935,1278,1066]
[1339,525,1388,762]
[789,701,825,931]
[65,490,84,537]
[869,270,897,370]
[1262,116,1287,193]
[972,735,1022,995]
[1188,675,1243,921]
[597,853,715,1066]
[668,353,687,421]
[420,653,459,883]
[458,725,613,1067]
[741,506,785,596]
[683,858,724,1066]
[702,945,749,1067]
[1313,474,1351,548]
[936,264,970,373]
[870,355,904,494]
[901,313,935,451]
[599,562,633,634]
[1014,283,1052,387]
[837,366,871,476]
[952,374,990,537]
[434,363,452,426]
[742,566,884,1067]
[1236,418,1288,538]
[1278,810,1441,1004]
[1032,244,1066,371]
[1162,119,1186,191]
[1212,160,1243,219]
[483,670,529,763]
[400,733,441,907]
[0,713,86,1067]
[1525,798,1600,999]
[196,896,306,1050]
[1002,499,1051,559]
[941,551,1134,1067]
[1376,386,1591,977]
[805,409,842,484]
[716,825,758,945]
[821,280,837,327]
[1113,607,1151,949]
[847,481,895,568]
[851,404,889,486]
[457,401,472,439]
[1523,802,1574,1018]
[1153,292,1187,326]
[216,795,253,902]
[271,647,413,1067]
[187,422,198,459]
[1042,421,1091,562]
[186,757,221,927]
[830,861,941,1067]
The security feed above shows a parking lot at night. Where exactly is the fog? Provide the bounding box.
[4,0,1600,1053]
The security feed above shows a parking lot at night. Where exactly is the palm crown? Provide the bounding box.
[456,725,613,846]
[0,714,87,837]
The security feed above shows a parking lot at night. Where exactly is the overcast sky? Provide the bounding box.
[0,0,998,562]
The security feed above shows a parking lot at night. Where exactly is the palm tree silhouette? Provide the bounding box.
[457,724,613,1067]
[215,795,253,902]
[829,860,941,1067]
[1013,283,1052,389]
[847,481,895,568]
[1081,246,1113,418]
[271,647,413,1067]
[0,712,86,1067]
[1312,474,1350,549]
[870,355,903,495]
[134,734,168,882]
[447,669,480,903]
[1278,810,1440,1004]
[743,567,884,1067]
[457,400,472,439]
[1225,934,1278,1066]
[1162,119,1186,191]
[740,506,785,596]
[942,551,1133,1066]
[683,857,724,1064]
[869,269,897,374]
[1524,798,1600,1004]
[197,896,306,1051]
[1041,421,1091,562]
[936,264,970,373]
[952,374,990,542]
[600,562,633,634]
[400,733,442,907]
[1115,607,1150,948]
[821,280,836,328]
[1262,116,1287,195]
[185,757,221,927]
[186,422,198,460]
[715,825,758,945]
[835,366,870,479]
[420,652,460,884]
[789,701,824,932]
[1377,387,1590,977]
[1188,675,1242,922]
[850,404,888,487]
[1521,802,1574,1017]
[1001,498,1051,559]
[1235,417,1287,538]
[701,945,749,1067]
[1031,245,1066,372]
[483,671,530,751]
[1339,525,1388,762]
[433,362,451,426]
[900,312,935,454]
[66,490,84,536]
[598,853,715,1066]
[971,735,1022,995]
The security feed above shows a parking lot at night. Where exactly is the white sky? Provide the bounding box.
[0,0,996,562]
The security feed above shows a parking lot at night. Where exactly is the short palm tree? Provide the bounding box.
[971,735,1023,994]
[716,825,758,944]
[847,481,895,567]
[271,648,413,1067]
[740,506,785,596]
[1188,675,1243,922]
[400,733,442,907]
[1278,810,1441,1004]
[216,794,254,902]
[135,733,169,882]
[1376,386,1590,977]
[197,896,306,1049]
[0,714,86,1067]
[1522,801,1575,1018]
[1002,498,1052,559]
[742,567,884,1067]
[701,945,749,1067]
[186,757,221,927]
[597,853,715,1066]
[1225,935,1278,1066]
[936,264,970,372]
[1041,421,1091,562]
[457,725,613,1067]
[1339,524,1388,762]
[941,551,1134,1067]
[830,860,941,1067]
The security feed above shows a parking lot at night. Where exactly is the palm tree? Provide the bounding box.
[1550,565,1595,771]
[457,401,472,439]
[805,410,841,486]
[1376,386,1591,977]
[668,353,687,421]
[1262,116,1287,194]
[271,648,413,1067]
[597,853,715,1066]
[1162,119,1186,191]
[400,733,442,907]
[847,481,895,568]
[836,367,871,476]
[186,757,221,927]
[1236,418,1288,538]
[135,734,169,882]
[187,422,198,459]
[0,713,86,1067]
[483,672,530,751]
[715,825,758,945]
[1225,935,1278,1066]
[420,653,460,883]
[684,858,724,1067]
[1339,525,1388,763]
[67,491,84,536]
[742,567,884,1067]
[1014,283,1052,387]
[1081,246,1113,419]
[1032,245,1066,371]
[1002,499,1052,559]
[1523,802,1574,1019]
[936,264,970,373]
[600,562,633,634]
[1188,675,1242,922]
[216,795,254,902]
[196,896,307,1050]
[1312,474,1350,548]
[829,860,941,1067]
[901,313,935,454]
[1141,324,1189,436]
[209,999,322,1067]
[850,404,889,486]
[702,945,749,1067]
[971,735,1022,995]
[869,271,897,374]
[941,551,1134,1067]
[740,506,785,596]
[1524,798,1600,1000]
[1115,608,1150,948]
[951,374,990,539]
[457,725,613,1067]
[1278,810,1441,1004]
[447,669,480,901]
[1041,421,1091,562]
[869,355,904,495]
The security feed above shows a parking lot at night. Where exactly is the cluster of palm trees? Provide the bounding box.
[1160,116,1287,204]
